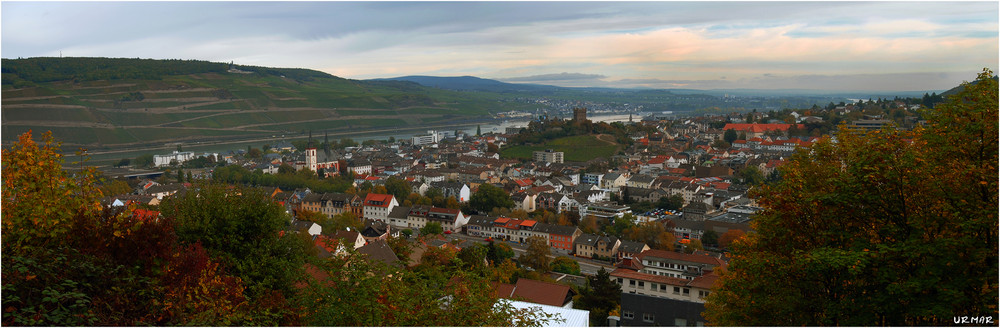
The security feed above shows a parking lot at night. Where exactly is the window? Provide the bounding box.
[651,283,657,291]
[643,313,655,323]
[675,318,687,326]
[623,311,634,320]
[699,290,711,298]
[629,280,636,287]
[683,288,690,296]
[638,281,644,288]
[660,284,667,292]
[617,278,623,284]
[673,286,681,294]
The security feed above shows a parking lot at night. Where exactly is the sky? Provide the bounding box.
[2,1,997,91]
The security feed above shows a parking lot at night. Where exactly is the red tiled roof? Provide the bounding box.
[723,123,799,133]
[364,193,394,207]
[519,220,537,227]
[688,272,720,289]
[510,279,573,307]
[494,217,511,224]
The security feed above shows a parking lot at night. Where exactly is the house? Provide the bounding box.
[511,192,537,212]
[361,219,391,242]
[144,183,186,200]
[633,249,725,280]
[425,207,469,233]
[601,172,629,190]
[329,229,367,251]
[617,240,651,262]
[574,234,621,260]
[431,181,471,202]
[579,202,631,224]
[290,219,322,237]
[362,193,398,221]
[357,239,401,268]
[493,278,577,308]
[301,192,356,218]
[618,291,708,326]
[535,224,582,252]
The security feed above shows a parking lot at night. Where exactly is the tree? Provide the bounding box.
[705,70,999,327]
[176,168,185,183]
[469,184,514,213]
[326,211,363,232]
[717,229,745,249]
[159,182,308,298]
[701,230,719,247]
[737,166,765,186]
[420,221,443,237]
[134,154,154,168]
[574,267,622,326]
[2,131,103,250]
[384,176,411,201]
[550,256,581,275]
[246,148,262,160]
[518,236,551,273]
[655,195,684,211]
[486,241,515,265]
[115,158,131,168]
[294,252,561,326]
[723,129,738,144]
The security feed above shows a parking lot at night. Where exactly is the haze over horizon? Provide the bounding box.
[3,1,997,92]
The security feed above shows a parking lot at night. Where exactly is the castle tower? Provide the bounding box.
[573,107,588,122]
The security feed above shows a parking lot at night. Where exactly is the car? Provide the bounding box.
[485,237,493,242]
[444,230,452,234]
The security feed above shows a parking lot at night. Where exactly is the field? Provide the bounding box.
[500,135,620,162]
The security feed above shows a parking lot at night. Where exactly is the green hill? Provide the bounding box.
[1,57,525,149]
[500,134,621,162]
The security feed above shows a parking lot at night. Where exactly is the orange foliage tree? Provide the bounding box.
[705,69,998,326]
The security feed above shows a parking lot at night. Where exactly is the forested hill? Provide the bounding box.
[1,57,337,87]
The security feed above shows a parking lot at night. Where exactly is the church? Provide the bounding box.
[294,139,340,177]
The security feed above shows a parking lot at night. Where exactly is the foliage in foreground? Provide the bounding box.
[704,69,999,326]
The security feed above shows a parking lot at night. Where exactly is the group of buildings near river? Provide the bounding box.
[122,106,897,326]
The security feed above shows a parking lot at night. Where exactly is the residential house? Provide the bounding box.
[362,193,398,221]
[574,234,621,260]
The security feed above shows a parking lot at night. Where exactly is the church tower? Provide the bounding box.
[306,131,317,172]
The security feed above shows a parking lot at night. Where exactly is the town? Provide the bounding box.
[97,99,927,326]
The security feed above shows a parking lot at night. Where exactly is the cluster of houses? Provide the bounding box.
[115,115,840,326]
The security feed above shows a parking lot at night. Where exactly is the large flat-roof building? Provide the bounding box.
[533,149,564,164]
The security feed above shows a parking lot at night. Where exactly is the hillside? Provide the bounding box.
[1,57,526,149]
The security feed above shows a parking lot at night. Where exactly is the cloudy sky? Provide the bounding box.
[3,1,997,91]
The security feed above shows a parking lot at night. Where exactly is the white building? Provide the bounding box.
[154,151,195,167]
[412,130,441,146]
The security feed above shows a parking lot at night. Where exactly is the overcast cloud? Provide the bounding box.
[2,1,996,91]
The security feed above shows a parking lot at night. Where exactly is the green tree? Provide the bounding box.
[705,70,999,326]
[294,252,561,326]
[550,256,581,275]
[655,195,684,211]
[384,176,411,201]
[420,221,444,237]
[469,183,514,213]
[723,129,738,144]
[574,267,622,326]
[701,230,719,246]
[737,166,765,186]
[486,240,515,265]
[159,182,308,298]
[134,153,154,168]
[518,236,551,273]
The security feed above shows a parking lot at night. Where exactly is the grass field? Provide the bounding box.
[500,135,620,162]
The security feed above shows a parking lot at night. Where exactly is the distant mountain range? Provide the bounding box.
[372,75,561,93]
[374,75,941,98]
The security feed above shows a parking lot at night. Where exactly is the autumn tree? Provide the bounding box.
[717,229,745,249]
[518,236,552,272]
[705,70,999,326]
[2,130,104,251]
